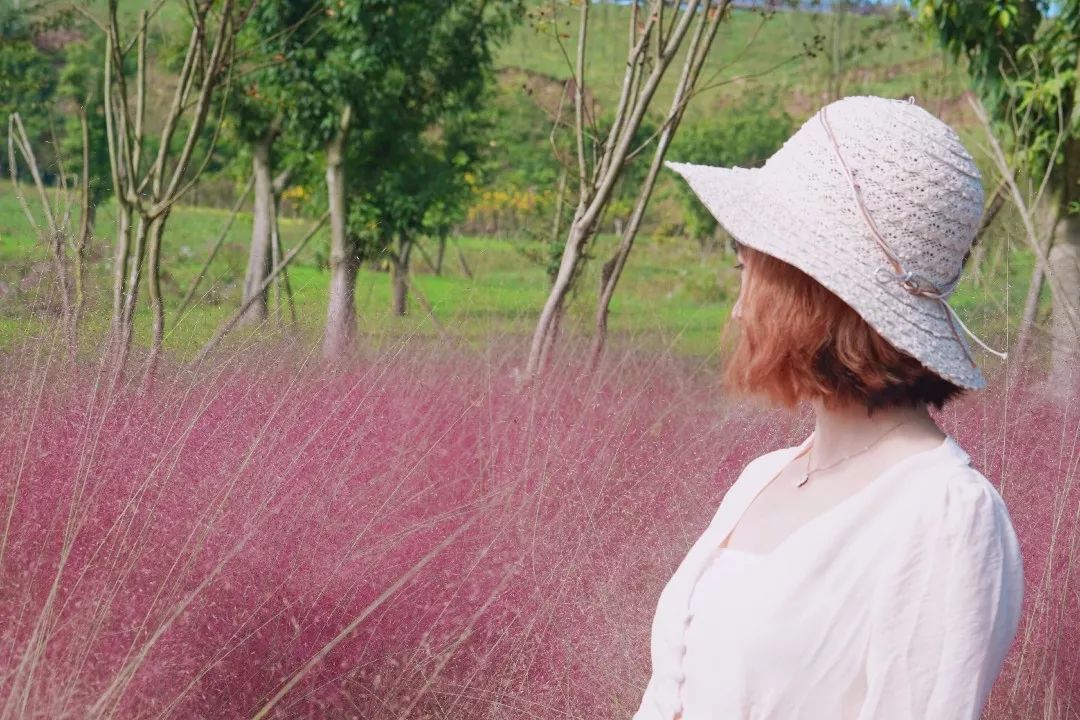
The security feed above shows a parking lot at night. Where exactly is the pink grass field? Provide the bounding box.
[0,332,1077,719]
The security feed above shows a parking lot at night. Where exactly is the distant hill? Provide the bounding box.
[480,2,972,237]
[494,3,966,124]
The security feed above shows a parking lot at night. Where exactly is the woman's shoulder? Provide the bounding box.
[891,440,1012,522]
[886,442,1023,570]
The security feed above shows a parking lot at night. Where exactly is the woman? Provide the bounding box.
[634,96,1025,720]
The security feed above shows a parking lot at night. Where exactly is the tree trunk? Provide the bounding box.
[241,133,275,326]
[527,216,588,375]
[1049,215,1080,395]
[524,0,712,377]
[391,258,408,316]
[590,0,723,367]
[1048,139,1080,396]
[72,108,93,353]
[1015,207,1058,361]
[116,215,149,367]
[391,236,413,316]
[549,165,568,246]
[144,212,169,381]
[435,234,447,276]
[322,106,355,359]
[453,237,473,279]
[1016,258,1047,361]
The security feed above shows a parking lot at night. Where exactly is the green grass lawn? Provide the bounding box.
[0,178,746,359]
[0,175,1045,365]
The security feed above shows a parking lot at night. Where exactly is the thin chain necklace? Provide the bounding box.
[796,418,915,488]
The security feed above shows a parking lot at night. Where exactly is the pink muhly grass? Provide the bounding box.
[0,332,1076,719]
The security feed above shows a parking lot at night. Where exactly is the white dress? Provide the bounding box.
[634,432,1025,720]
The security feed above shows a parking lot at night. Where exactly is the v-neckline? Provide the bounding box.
[712,432,963,561]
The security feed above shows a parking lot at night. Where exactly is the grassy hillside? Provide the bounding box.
[0,179,749,359]
[496,4,968,122]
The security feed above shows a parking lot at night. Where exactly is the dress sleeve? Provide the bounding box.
[856,469,1025,720]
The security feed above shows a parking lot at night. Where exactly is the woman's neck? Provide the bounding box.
[809,399,944,466]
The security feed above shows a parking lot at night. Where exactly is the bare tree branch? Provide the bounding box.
[968,92,1080,340]
[174,174,256,320]
[195,212,329,363]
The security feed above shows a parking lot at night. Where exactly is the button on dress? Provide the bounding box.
[633,433,1025,720]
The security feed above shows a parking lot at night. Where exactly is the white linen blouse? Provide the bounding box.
[634,432,1025,720]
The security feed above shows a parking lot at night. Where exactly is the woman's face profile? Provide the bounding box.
[731,247,748,320]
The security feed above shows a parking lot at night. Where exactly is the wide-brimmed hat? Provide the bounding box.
[666,95,1004,391]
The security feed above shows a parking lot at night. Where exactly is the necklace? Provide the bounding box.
[796,418,915,488]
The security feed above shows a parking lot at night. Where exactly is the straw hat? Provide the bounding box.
[666,95,1004,391]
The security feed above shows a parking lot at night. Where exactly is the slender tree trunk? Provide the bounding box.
[525,0,708,376]
[1015,208,1058,360]
[270,198,283,324]
[8,111,76,352]
[529,215,589,374]
[435,234,447,276]
[144,211,170,380]
[390,235,412,316]
[270,166,295,325]
[1016,258,1046,360]
[115,214,149,368]
[1049,141,1080,395]
[241,133,275,326]
[1050,215,1080,393]
[549,165,568,246]
[71,106,92,351]
[539,293,567,371]
[453,237,473,279]
[590,0,722,367]
[391,259,408,316]
[323,106,355,359]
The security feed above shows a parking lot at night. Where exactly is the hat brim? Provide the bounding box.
[665,160,987,391]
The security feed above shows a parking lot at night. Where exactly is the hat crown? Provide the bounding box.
[765,95,984,295]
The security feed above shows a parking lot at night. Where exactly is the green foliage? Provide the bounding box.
[0,3,60,173]
[57,32,112,208]
[668,94,794,244]
[326,1,523,260]
[232,1,322,144]
[485,77,563,192]
[915,0,1079,178]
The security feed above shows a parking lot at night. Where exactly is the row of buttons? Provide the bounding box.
[672,606,698,716]
[673,548,729,718]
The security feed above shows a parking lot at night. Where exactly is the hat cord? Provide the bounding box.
[817,105,1008,366]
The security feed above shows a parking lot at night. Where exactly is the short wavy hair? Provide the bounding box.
[723,243,965,413]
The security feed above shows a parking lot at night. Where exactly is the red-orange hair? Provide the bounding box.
[723,245,964,413]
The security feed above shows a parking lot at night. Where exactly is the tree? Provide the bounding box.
[357,23,507,318]
[4,3,100,354]
[230,0,319,327]
[916,0,1080,385]
[524,0,730,376]
[0,1,58,177]
[58,30,112,234]
[355,114,486,317]
[102,1,249,378]
[280,0,520,357]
